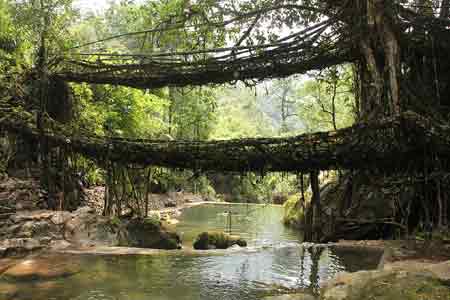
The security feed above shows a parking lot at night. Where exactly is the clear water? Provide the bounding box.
[175,203,302,247]
[0,204,383,300]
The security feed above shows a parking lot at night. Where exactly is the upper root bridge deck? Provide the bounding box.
[55,46,352,89]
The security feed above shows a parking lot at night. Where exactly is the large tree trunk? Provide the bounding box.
[358,0,402,119]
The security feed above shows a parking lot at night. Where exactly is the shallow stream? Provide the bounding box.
[0,203,383,300]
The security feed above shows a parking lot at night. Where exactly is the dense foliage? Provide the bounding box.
[0,0,357,203]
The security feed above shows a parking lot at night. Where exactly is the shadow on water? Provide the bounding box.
[0,204,383,300]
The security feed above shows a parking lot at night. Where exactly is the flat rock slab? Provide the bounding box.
[2,256,81,281]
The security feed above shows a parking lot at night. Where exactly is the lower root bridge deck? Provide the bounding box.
[1,104,449,173]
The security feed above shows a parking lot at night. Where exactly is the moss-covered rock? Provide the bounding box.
[123,217,181,250]
[263,294,316,300]
[193,232,247,250]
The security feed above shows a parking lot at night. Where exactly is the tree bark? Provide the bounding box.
[441,0,450,18]
[359,38,383,118]
[382,24,401,115]
[359,0,401,119]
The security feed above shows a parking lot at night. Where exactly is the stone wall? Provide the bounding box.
[0,176,184,257]
[0,177,47,213]
[0,207,181,257]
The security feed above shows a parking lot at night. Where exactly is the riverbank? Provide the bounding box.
[308,239,450,300]
[84,185,211,215]
[320,240,450,300]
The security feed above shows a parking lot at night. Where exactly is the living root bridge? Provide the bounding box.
[56,52,351,90]
[1,104,449,173]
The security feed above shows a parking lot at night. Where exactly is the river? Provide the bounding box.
[0,203,383,300]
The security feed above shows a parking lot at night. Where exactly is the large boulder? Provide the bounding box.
[63,207,120,247]
[122,217,181,249]
[193,232,247,250]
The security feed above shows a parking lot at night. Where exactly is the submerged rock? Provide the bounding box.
[0,258,19,274]
[0,282,19,299]
[193,232,247,250]
[2,256,81,281]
